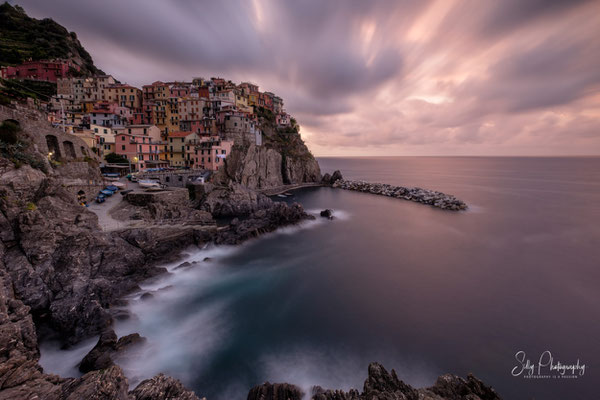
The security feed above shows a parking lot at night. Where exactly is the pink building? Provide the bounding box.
[185,135,233,171]
[170,85,190,98]
[1,59,77,82]
[114,133,166,171]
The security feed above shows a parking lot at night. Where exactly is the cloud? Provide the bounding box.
[13,0,600,155]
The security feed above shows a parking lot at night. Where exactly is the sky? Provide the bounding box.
[13,0,600,156]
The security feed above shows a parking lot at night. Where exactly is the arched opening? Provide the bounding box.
[63,141,76,159]
[80,146,87,156]
[46,135,61,160]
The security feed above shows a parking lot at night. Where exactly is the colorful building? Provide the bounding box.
[105,84,143,110]
[1,59,78,82]
[185,135,233,171]
[165,131,193,167]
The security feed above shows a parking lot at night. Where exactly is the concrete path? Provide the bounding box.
[87,178,137,231]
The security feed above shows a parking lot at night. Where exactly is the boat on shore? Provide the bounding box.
[138,179,161,188]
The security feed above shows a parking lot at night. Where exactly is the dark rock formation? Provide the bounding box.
[247,382,304,400]
[216,202,314,245]
[250,363,502,400]
[130,373,200,400]
[199,182,273,217]
[330,170,343,184]
[321,170,343,186]
[79,329,146,373]
[320,209,333,219]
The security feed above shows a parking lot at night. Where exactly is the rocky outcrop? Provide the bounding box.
[216,141,321,190]
[199,182,273,217]
[247,382,304,400]
[216,202,314,245]
[321,170,343,185]
[130,374,201,400]
[79,329,146,373]
[111,188,215,226]
[249,363,502,400]
[333,180,468,211]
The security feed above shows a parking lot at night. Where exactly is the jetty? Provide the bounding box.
[332,179,467,211]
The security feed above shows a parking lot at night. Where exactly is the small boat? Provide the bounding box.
[100,189,114,196]
[96,195,106,203]
[113,182,126,189]
[277,194,287,198]
[106,185,119,192]
[120,189,133,196]
[138,179,161,188]
[104,176,119,182]
[283,192,293,196]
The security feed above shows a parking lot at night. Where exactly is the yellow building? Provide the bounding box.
[105,84,143,110]
[165,131,192,167]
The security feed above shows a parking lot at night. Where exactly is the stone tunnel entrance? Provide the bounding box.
[45,135,61,160]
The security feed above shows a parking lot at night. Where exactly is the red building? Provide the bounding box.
[1,59,78,82]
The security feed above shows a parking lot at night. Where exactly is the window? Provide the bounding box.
[94,128,98,133]
[121,136,125,141]
[222,149,226,154]
[121,145,125,150]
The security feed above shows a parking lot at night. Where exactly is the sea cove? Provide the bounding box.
[40,156,600,400]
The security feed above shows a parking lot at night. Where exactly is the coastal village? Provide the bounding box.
[2,58,293,173]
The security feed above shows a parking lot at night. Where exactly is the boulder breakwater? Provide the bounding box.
[332,179,468,211]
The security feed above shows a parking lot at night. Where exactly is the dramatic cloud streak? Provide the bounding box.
[14,0,600,155]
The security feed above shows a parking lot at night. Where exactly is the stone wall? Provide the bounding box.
[125,188,189,206]
[0,104,98,162]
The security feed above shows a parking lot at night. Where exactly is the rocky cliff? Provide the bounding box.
[216,110,321,190]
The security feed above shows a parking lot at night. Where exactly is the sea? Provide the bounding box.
[40,157,600,400]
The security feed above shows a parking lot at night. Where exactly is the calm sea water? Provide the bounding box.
[41,157,600,400]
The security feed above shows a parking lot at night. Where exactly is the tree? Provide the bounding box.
[104,152,129,164]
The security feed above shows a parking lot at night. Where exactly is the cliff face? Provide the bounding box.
[217,119,321,190]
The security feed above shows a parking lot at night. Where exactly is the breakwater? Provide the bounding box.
[332,179,468,210]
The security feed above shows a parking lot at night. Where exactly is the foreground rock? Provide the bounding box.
[79,329,146,373]
[250,362,502,400]
[247,382,304,400]
[333,179,468,211]
[130,374,201,400]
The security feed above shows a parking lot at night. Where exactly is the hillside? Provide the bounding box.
[0,2,102,75]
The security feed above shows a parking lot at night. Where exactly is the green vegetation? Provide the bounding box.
[0,120,47,172]
[25,201,37,211]
[104,152,129,164]
[0,2,101,75]
[0,78,56,103]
